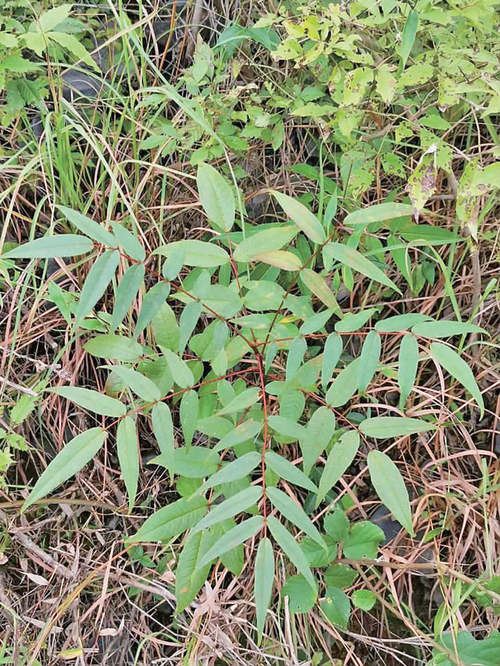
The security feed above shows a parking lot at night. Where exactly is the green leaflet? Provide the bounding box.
[200,451,261,490]
[175,529,214,614]
[326,357,361,407]
[180,390,198,449]
[197,162,235,232]
[111,264,145,332]
[398,333,419,405]
[267,487,327,549]
[193,485,262,532]
[216,387,261,416]
[358,330,381,393]
[110,221,145,261]
[3,235,93,259]
[77,249,120,322]
[151,402,175,479]
[255,537,275,643]
[282,574,317,613]
[161,347,194,388]
[430,341,484,417]
[135,282,171,337]
[23,428,106,511]
[324,242,400,293]
[84,335,143,362]
[117,416,139,511]
[317,431,360,507]
[48,386,125,417]
[233,226,298,262]
[264,451,318,493]
[270,190,326,244]
[368,450,415,537]
[321,587,351,629]
[321,332,343,391]
[103,365,160,402]
[129,495,208,543]
[360,416,435,438]
[267,516,316,590]
[412,320,486,338]
[155,240,230,267]
[213,419,262,453]
[56,205,117,247]
[198,516,264,568]
[301,268,342,315]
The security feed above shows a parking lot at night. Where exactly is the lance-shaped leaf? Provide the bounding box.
[270,190,326,244]
[317,431,360,507]
[255,537,274,643]
[155,240,230,267]
[48,386,125,417]
[213,419,262,453]
[103,365,160,402]
[360,416,436,438]
[117,416,139,511]
[216,387,261,416]
[265,451,318,493]
[267,516,316,590]
[200,451,261,491]
[193,486,262,532]
[3,235,93,259]
[152,402,175,479]
[77,250,120,322]
[129,495,208,543]
[161,347,194,388]
[198,516,264,568]
[398,333,419,405]
[135,282,171,337]
[301,268,342,315]
[175,529,214,614]
[57,205,117,247]
[324,242,400,293]
[84,334,143,362]
[234,226,298,262]
[267,487,326,549]
[197,163,235,232]
[111,264,145,331]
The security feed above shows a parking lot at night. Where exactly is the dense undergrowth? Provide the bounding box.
[0,0,499,664]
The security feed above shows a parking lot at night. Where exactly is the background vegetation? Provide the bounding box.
[0,0,499,664]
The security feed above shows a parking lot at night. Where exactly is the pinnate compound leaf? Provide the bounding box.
[270,190,326,244]
[301,268,341,315]
[197,163,235,232]
[360,416,435,438]
[200,451,261,490]
[23,428,106,511]
[282,574,318,613]
[3,235,93,259]
[129,495,207,543]
[430,341,484,417]
[317,431,360,507]
[103,366,160,402]
[267,516,316,590]
[367,451,415,537]
[117,416,139,511]
[48,386,125,417]
[324,242,400,293]
[155,240,229,267]
[198,516,264,568]
[77,250,120,322]
[111,264,145,332]
[56,206,116,247]
[193,486,262,532]
[175,529,214,614]
[255,537,274,642]
[84,334,143,362]
[267,487,326,550]
[264,451,318,493]
[321,587,351,628]
[152,402,175,478]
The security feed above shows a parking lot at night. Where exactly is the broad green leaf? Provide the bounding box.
[302,406,335,476]
[358,331,381,393]
[279,390,305,421]
[326,358,361,407]
[324,243,400,293]
[317,431,360,507]
[155,240,230,267]
[103,366,160,402]
[48,386,125,417]
[135,282,171,337]
[175,529,214,613]
[432,630,500,666]
[324,507,350,541]
[129,495,207,543]
[255,537,274,643]
[325,564,357,588]
[270,190,326,244]
[430,341,484,417]
[174,447,220,478]
[300,310,333,335]
[301,268,341,315]
[23,428,106,511]
[344,203,415,227]
[196,415,234,439]
[267,516,316,590]
[375,314,432,332]
[3,235,93,259]
[268,415,306,441]
[84,334,143,362]
[56,206,116,247]
[321,588,351,629]
[217,387,261,416]
[321,332,343,391]
[397,10,418,69]
[286,336,307,381]
[352,590,377,611]
[193,486,262,532]
[282,574,317,613]
[110,222,145,261]
[77,250,120,322]
[267,487,327,549]
[161,347,194,388]
[398,333,418,405]
[38,4,72,32]
[360,416,436,438]
[335,309,378,333]
[117,416,139,511]
[198,516,264,568]
[233,226,298,262]
[412,321,486,338]
[48,32,99,70]
[301,535,337,567]
[264,451,318,493]
[368,450,415,537]
[201,451,261,490]
[343,521,385,559]
[213,419,262,453]
[197,163,235,232]
[162,242,186,280]
[179,301,202,354]
[180,390,198,448]
[252,250,302,271]
[152,303,180,351]
[111,264,145,332]
[152,402,175,478]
